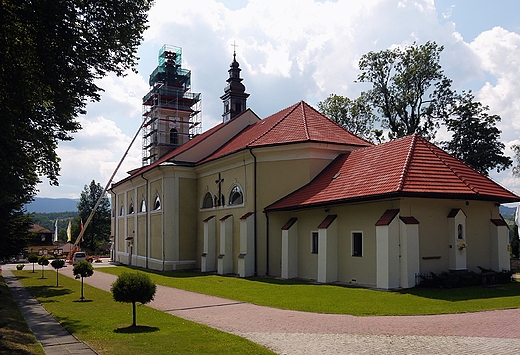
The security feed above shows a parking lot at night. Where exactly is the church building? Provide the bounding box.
[111,45,520,289]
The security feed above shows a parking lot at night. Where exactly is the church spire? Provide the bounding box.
[220,43,249,122]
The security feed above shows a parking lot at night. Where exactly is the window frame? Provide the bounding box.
[310,231,319,254]
[201,192,214,209]
[228,184,244,206]
[351,231,363,257]
[153,195,161,211]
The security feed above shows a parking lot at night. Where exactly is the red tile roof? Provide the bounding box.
[200,101,372,163]
[114,101,371,187]
[266,134,520,211]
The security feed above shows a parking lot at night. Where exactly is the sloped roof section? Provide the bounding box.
[266,134,520,211]
[201,101,372,163]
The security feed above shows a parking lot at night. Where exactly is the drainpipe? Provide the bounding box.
[141,173,149,269]
[248,147,258,276]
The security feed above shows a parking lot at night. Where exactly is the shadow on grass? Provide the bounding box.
[400,282,520,301]
[25,285,73,299]
[114,325,159,334]
[73,299,93,303]
[57,316,93,334]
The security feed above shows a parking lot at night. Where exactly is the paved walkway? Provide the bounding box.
[5,262,520,354]
[3,268,98,355]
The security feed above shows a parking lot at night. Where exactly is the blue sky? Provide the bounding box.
[37,0,520,200]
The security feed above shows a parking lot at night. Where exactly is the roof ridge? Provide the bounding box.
[422,137,479,194]
[247,102,301,146]
[301,101,310,140]
[397,135,417,191]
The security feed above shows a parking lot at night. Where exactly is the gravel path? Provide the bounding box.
[75,266,520,354]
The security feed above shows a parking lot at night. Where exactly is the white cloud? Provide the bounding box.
[37,0,520,199]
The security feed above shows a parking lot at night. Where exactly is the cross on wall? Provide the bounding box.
[215,173,224,206]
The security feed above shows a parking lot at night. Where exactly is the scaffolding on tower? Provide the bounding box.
[142,45,202,165]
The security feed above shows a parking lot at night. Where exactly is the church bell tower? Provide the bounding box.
[220,49,249,122]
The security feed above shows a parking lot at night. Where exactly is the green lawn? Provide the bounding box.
[0,274,44,355]
[99,266,520,316]
[13,270,275,355]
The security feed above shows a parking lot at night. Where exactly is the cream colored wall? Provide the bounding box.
[269,201,399,286]
[179,177,197,261]
[196,152,254,274]
[257,155,336,276]
[400,198,500,274]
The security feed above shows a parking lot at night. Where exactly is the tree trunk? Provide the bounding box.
[81,277,85,300]
[132,301,136,327]
[56,269,59,287]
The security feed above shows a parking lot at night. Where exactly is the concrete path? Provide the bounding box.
[3,268,98,355]
[5,262,520,354]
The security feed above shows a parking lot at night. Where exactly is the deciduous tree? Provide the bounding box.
[77,181,111,252]
[442,92,512,175]
[357,41,453,140]
[111,272,157,327]
[38,256,49,279]
[317,93,382,143]
[73,261,94,301]
[51,258,65,287]
[28,254,39,273]
[0,0,153,259]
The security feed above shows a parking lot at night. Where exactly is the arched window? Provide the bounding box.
[229,185,243,205]
[140,199,146,213]
[170,128,178,145]
[128,202,134,214]
[154,195,161,210]
[120,205,125,216]
[202,192,213,209]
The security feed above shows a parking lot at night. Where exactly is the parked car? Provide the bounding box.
[72,252,87,265]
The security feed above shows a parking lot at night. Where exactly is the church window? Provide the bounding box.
[153,195,161,210]
[310,231,318,254]
[170,128,179,145]
[229,185,243,205]
[128,202,134,214]
[352,232,363,257]
[120,205,125,216]
[235,102,242,112]
[202,192,213,209]
[140,199,146,213]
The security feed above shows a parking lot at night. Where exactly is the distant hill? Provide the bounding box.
[500,205,517,224]
[26,197,79,213]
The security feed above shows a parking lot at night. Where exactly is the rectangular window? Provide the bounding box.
[311,231,318,254]
[352,232,363,257]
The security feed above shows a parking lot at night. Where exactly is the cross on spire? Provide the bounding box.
[231,41,238,59]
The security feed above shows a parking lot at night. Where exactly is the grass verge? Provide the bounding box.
[13,270,275,355]
[0,273,44,355]
[99,266,520,316]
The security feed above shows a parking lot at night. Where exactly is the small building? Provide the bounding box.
[27,223,55,256]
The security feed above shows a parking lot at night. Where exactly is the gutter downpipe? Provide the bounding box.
[141,173,149,269]
[249,147,259,276]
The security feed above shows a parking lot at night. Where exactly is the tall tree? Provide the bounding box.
[317,93,383,143]
[357,41,453,140]
[442,92,512,175]
[0,0,152,257]
[77,181,111,252]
